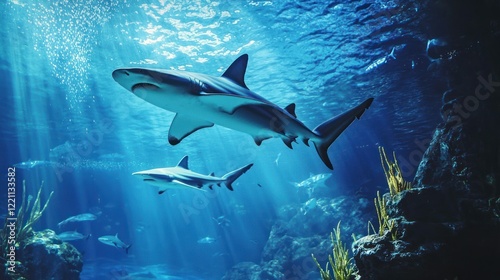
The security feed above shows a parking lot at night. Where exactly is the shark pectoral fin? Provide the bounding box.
[198,94,268,114]
[168,114,214,145]
[158,190,167,195]
[172,180,206,192]
[254,136,272,146]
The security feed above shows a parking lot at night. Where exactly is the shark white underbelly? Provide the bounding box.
[113,54,373,169]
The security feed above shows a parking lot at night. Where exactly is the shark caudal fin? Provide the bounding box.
[311,98,374,170]
[125,244,132,254]
[222,163,253,191]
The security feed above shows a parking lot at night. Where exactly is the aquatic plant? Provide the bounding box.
[1,180,54,255]
[312,221,355,280]
[374,191,396,239]
[17,180,54,242]
[379,146,412,196]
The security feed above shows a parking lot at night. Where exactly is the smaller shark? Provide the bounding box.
[133,156,253,193]
[57,213,97,227]
[57,231,91,242]
[98,234,132,254]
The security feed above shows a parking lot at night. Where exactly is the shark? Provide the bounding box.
[57,231,91,242]
[292,173,332,188]
[98,234,132,254]
[113,54,373,169]
[57,213,97,228]
[132,156,253,192]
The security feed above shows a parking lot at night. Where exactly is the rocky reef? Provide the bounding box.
[352,0,500,279]
[8,229,83,280]
[352,80,500,279]
[223,196,374,280]
[1,181,83,279]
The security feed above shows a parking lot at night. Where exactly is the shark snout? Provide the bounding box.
[112,68,162,93]
[132,171,156,182]
[112,69,129,81]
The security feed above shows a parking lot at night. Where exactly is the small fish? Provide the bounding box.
[300,198,317,215]
[426,38,448,60]
[13,160,55,170]
[365,47,396,72]
[197,236,216,244]
[58,213,97,227]
[98,234,132,254]
[212,216,231,228]
[57,231,91,241]
[292,173,332,197]
[275,153,281,166]
[292,173,332,188]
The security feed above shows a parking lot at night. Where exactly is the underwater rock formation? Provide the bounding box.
[11,229,83,280]
[223,196,374,280]
[353,185,500,279]
[352,0,500,278]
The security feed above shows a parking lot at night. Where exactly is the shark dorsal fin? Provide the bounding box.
[177,156,189,169]
[222,54,249,89]
[284,103,297,118]
[115,233,118,239]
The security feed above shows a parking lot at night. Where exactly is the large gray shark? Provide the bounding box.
[132,156,253,192]
[113,54,373,169]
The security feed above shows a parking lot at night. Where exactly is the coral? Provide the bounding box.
[379,146,412,197]
[312,222,355,280]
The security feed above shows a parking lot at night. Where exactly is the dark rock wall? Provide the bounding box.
[353,1,500,279]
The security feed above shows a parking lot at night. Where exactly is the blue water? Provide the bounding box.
[1,0,444,279]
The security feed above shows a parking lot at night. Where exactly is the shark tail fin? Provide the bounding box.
[222,163,253,191]
[126,244,132,254]
[311,98,374,169]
